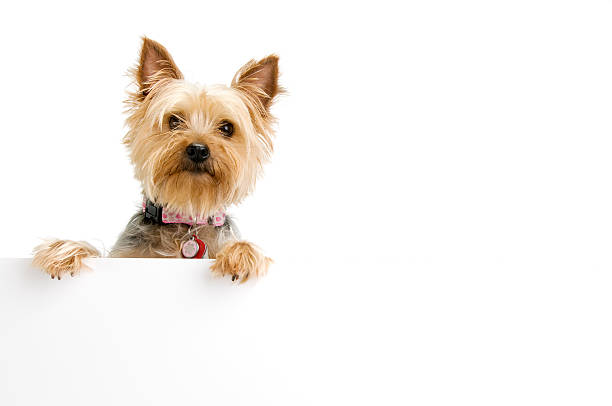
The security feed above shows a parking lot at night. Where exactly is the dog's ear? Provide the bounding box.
[136,37,183,96]
[232,55,280,111]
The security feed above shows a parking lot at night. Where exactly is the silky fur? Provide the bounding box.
[33,37,281,282]
[32,239,100,279]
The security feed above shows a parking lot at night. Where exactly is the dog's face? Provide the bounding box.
[124,38,280,217]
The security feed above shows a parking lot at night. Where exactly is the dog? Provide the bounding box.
[33,38,281,283]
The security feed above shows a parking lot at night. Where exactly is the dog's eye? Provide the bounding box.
[168,115,182,130]
[218,121,234,137]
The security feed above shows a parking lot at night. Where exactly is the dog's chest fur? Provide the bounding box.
[110,212,239,258]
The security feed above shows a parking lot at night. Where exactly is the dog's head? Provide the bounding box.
[124,38,281,217]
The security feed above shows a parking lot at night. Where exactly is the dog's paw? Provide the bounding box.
[32,239,100,279]
[210,241,271,283]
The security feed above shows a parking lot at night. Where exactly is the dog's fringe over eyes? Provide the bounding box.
[32,37,282,283]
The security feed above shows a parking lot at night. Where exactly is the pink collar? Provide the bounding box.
[142,199,226,226]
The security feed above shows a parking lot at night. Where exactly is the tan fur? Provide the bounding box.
[210,241,272,283]
[33,37,281,282]
[32,239,100,279]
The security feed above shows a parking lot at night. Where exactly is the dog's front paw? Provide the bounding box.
[32,239,100,279]
[211,241,271,283]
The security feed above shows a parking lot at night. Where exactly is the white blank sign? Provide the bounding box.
[0,258,611,405]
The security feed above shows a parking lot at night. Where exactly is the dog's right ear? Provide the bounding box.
[136,37,183,97]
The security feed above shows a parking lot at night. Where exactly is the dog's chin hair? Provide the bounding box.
[144,170,249,218]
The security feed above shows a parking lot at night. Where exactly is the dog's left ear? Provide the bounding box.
[232,55,280,111]
[136,37,183,96]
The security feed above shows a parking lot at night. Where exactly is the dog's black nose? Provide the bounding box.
[186,143,210,163]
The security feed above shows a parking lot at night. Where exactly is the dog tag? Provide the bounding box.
[181,239,199,258]
[181,237,207,259]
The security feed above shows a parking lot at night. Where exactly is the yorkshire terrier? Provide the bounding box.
[33,38,281,283]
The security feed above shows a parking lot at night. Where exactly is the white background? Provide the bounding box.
[0,0,612,404]
[2,257,611,406]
